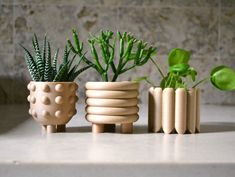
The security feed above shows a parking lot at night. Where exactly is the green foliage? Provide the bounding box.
[21,34,91,82]
[135,48,235,91]
[210,65,235,91]
[168,48,190,66]
[68,30,156,81]
[159,48,197,89]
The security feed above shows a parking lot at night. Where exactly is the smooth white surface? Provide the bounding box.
[0,104,235,177]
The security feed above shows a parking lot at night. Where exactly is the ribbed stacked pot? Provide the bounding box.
[148,87,200,134]
[85,82,139,133]
[27,82,78,133]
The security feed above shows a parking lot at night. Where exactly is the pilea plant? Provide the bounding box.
[21,34,91,82]
[136,48,235,91]
[67,30,156,81]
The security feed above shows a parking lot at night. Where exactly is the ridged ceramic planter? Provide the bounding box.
[27,81,78,133]
[148,87,200,134]
[85,82,139,133]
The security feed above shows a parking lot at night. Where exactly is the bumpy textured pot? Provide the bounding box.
[85,82,139,133]
[27,81,78,133]
[148,87,200,134]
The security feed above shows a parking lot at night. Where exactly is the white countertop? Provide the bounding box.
[0,104,235,177]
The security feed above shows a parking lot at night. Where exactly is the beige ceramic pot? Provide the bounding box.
[27,81,78,133]
[148,87,200,134]
[85,81,139,133]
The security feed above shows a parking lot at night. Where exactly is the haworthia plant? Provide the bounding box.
[21,34,91,82]
[134,48,235,91]
[68,30,156,81]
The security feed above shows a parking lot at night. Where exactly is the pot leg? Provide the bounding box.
[57,124,66,132]
[92,124,104,133]
[41,125,47,134]
[121,123,133,134]
[47,125,56,133]
[104,124,116,133]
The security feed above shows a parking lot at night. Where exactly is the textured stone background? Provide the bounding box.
[0,0,235,104]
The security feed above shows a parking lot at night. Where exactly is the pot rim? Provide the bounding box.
[149,86,200,91]
[29,81,77,84]
[86,81,135,83]
[86,81,139,90]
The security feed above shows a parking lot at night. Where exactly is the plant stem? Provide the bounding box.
[192,77,210,88]
[112,72,118,82]
[145,78,156,87]
[150,57,165,79]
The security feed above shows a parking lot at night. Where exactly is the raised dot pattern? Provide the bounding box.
[28,82,78,125]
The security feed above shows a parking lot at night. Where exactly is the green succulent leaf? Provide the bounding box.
[69,30,156,82]
[52,48,59,78]
[210,65,235,91]
[44,41,52,81]
[53,61,69,82]
[42,35,47,63]
[33,34,44,79]
[20,44,40,81]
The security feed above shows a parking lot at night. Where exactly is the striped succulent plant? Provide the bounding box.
[20,34,91,82]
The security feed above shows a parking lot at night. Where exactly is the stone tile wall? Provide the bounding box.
[0,0,234,104]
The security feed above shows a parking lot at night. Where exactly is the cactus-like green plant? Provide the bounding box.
[20,34,91,82]
[67,30,156,82]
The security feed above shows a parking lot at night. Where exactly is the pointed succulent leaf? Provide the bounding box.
[53,61,69,82]
[68,65,91,81]
[52,48,59,77]
[20,44,40,81]
[33,34,44,78]
[44,41,52,81]
[42,35,47,63]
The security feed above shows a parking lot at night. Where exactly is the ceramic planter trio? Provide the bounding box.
[27,81,200,134]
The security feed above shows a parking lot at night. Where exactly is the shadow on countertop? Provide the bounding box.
[0,104,29,134]
[200,122,235,133]
[66,122,235,134]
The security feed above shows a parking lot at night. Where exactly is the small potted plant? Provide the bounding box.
[21,34,91,133]
[68,30,156,133]
[137,48,235,134]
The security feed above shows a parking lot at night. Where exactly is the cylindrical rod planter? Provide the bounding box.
[27,81,78,133]
[148,87,200,134]
[85,82,139,133]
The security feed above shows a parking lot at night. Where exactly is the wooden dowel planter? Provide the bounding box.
[85,82,139,134]
[27,82,78,134]
[148,87,200,134]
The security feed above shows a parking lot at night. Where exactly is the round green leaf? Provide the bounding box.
[210,65,235,91]
[168,48,191,66]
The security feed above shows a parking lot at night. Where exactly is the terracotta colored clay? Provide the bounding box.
[148,87,200,134]
[162,88,175,134]
[196,89,201,132]
[85,82,139,133]
[27,81,78,133]
[86,114,139,124]
[187,88,196,133]
[148,87,162,132]
[175,88,187,134]
[86,106,139,116]
[92,124,104,133]
[86,98,138,107]
[86,81,139,90]
[85,90,138,99]
[120,123,133,134]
